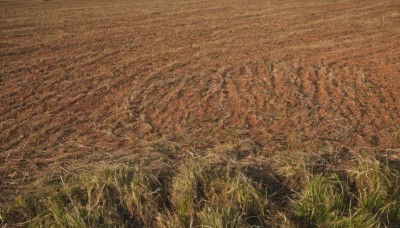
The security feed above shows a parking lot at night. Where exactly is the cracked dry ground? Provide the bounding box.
[1,0,400,200]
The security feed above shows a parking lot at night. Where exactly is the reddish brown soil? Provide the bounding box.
[1,0,400,199]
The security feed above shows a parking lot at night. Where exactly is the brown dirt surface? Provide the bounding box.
[1,0,400,200]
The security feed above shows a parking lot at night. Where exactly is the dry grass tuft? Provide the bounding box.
[1,148,399,227]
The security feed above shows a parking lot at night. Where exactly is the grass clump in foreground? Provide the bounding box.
[1,149,400,227]
[286,152,400,227]
[293,174,350,224]
[2,166,170,227]
[1,159,268,227]
[166,160,267,227]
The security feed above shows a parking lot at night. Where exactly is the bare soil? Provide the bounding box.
[1,0,400,200]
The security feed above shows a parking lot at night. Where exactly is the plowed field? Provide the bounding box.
[1,0,400,199]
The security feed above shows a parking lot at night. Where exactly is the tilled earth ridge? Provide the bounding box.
[128,59,399,146]
[1,0,400,199]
